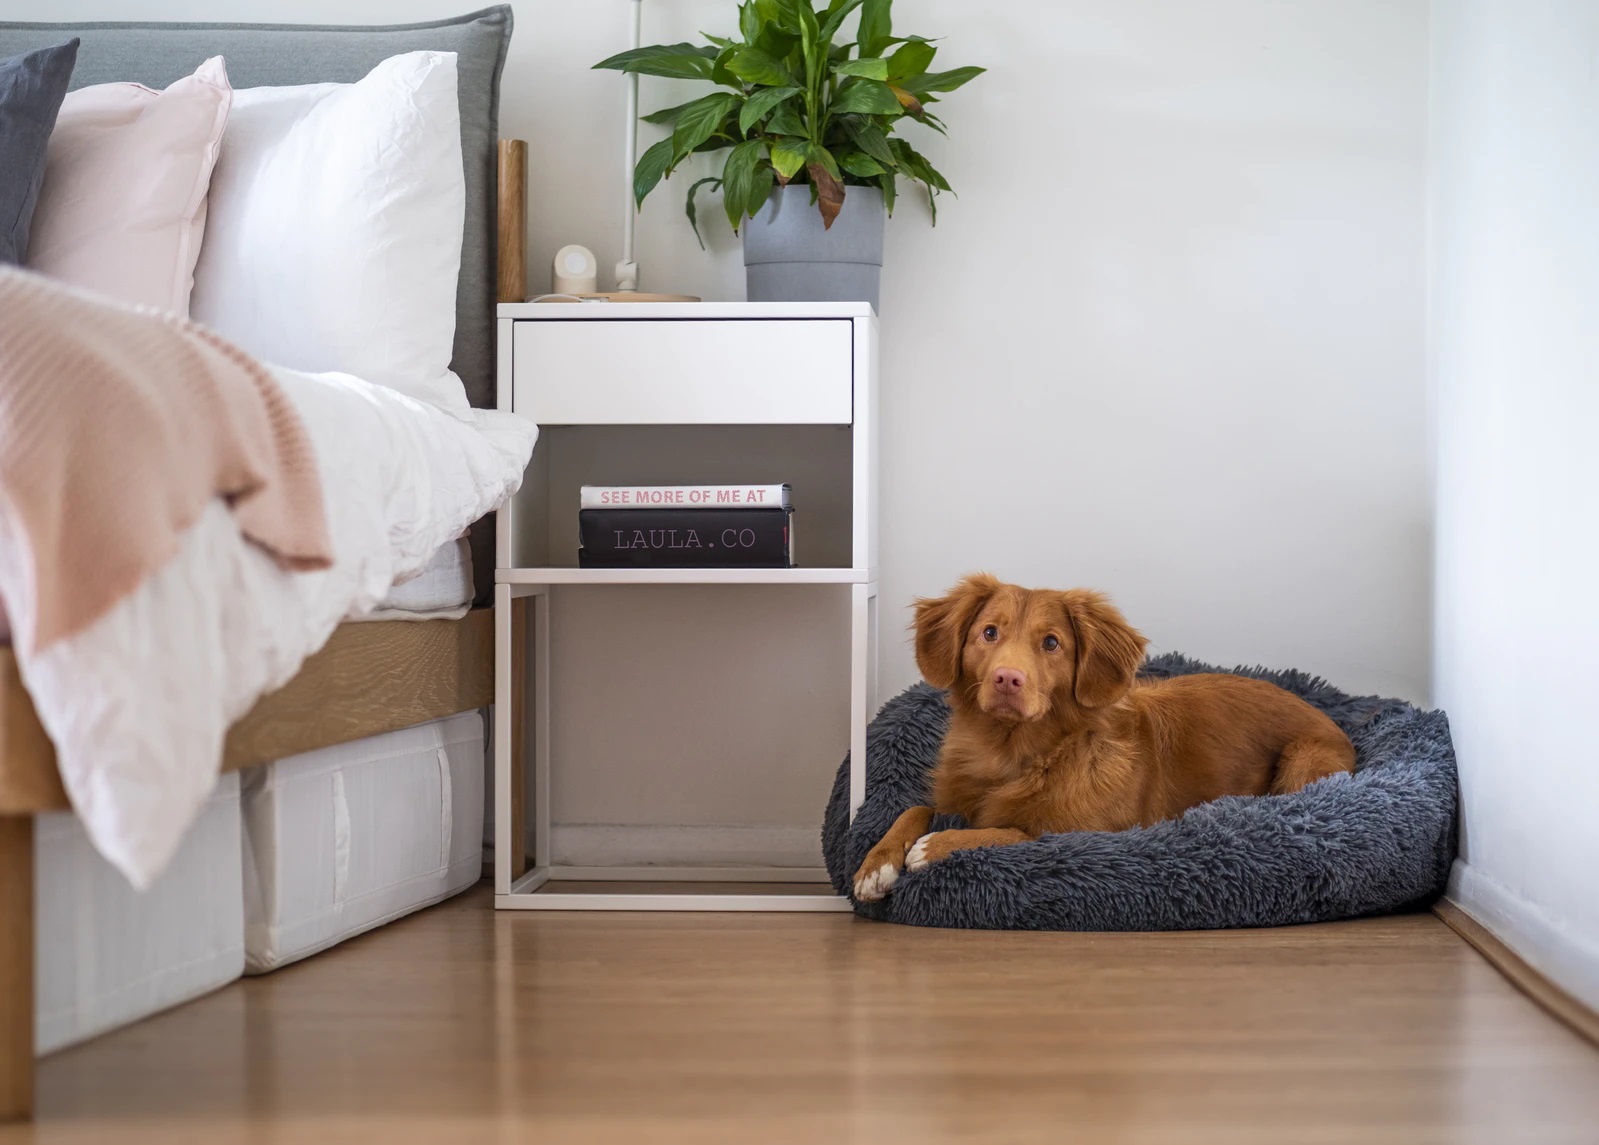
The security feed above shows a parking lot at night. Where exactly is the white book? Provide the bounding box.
[579,484,792,510]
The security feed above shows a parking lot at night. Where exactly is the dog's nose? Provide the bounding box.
[992,667,1025,694]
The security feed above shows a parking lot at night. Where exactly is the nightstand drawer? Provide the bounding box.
[512,318,853,424]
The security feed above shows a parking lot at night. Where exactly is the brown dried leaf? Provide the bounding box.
[889,83,925,118]
[808,162,846,229]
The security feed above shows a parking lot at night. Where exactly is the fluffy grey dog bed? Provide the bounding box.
[821,654,1457,930]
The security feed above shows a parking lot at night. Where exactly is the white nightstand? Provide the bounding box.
[492,301,878,911]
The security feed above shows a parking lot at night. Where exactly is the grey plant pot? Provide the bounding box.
[742,184,884,312]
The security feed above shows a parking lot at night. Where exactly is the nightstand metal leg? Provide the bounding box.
[494,585,513,894]
[531,589,552,871]
[509,596,528,881]
[849,582,874,821]
[496,583,550,898]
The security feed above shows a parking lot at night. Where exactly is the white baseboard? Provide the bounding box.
[550,824,824,869]
[1447,859,1599,1016]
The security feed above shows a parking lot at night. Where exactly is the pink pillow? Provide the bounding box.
[27,57,231,315]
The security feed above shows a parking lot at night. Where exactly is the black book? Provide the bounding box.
[578,508,794,568]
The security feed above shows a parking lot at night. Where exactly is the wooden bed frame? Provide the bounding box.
[0,137,534,1124]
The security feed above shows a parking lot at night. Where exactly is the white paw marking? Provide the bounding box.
[905,833,937,872]
[854,860,900,903]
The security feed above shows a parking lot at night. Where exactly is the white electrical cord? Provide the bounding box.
[614,0,643,292]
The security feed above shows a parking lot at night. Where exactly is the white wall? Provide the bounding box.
[1430,0,1599,1011]
[27,0,1432,863]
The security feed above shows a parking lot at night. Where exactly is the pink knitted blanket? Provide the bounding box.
[0,267,332,655]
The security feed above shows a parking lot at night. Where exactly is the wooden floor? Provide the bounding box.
[7,885,1599,1144]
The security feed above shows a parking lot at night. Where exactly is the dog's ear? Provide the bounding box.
[913,574,1000,690]
[1062,590,1148,708]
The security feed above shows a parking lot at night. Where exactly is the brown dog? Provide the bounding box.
[853,575,1356,902]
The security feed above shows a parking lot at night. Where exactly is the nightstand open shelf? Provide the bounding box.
[493,302,878,911]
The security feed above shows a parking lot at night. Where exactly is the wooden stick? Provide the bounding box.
[497,140,528,305]
[0,815,33,1121]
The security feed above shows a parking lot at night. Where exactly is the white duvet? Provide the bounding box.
[0,367,535,889]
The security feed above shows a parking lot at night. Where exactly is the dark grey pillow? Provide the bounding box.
[0,38,77,266]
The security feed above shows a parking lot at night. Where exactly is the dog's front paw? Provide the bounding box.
[905,832,942,872]
[852,855,903,902]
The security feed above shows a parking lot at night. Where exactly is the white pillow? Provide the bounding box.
[191,51,467,412]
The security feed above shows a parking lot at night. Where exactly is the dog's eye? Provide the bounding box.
[1042,634,1060,652]
[981,625,999,642]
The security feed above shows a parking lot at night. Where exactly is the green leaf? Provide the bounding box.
[770,138,809,181]
[754,24,799,60]
[748,163,776,218]
[593,42,716,81]
[728,47,794,87]
[672,93,739,158]
[691,127,741,154]
[902,66,985,94]
[919,158,952,193]
[702,32,737,50]
[877,170,896,215]
[641,98,703,126]
[739,85,802,133]
[794,0,822,40]
[859,0,892,56]
[633,137,676,206]
[889,139,951,190]
[684,175,723,249]
[764,104,808,137]
[758,0,791,29]
[720,139,764,234]
[739,2,761,44]
[712,46,741,89]
[886,39,935,81]
[889,138,952,222]
[819,0,866,44]
[834,57,889,80]
[839,150,886,177]
[848,121,897,167]
[792,0,821,85]
[830,78,901,115]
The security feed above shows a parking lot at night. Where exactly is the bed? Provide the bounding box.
[0,7,522,1119]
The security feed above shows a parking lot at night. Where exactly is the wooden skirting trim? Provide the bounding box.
[0,609,493,814]
[1434,899,1599,1049]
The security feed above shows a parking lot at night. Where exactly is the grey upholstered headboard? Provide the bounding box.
[0,6,513,604]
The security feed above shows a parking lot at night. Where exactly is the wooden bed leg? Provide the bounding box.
[509,597,528,879]
[0,814,33,1121]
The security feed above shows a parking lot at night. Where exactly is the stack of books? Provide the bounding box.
[577,484,795,568]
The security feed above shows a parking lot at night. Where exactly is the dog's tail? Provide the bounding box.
[1271,734,1356,794]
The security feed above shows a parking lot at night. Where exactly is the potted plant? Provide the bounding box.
[595,0,982,310]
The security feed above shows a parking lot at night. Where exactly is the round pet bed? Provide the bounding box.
[821,654,1457,930]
